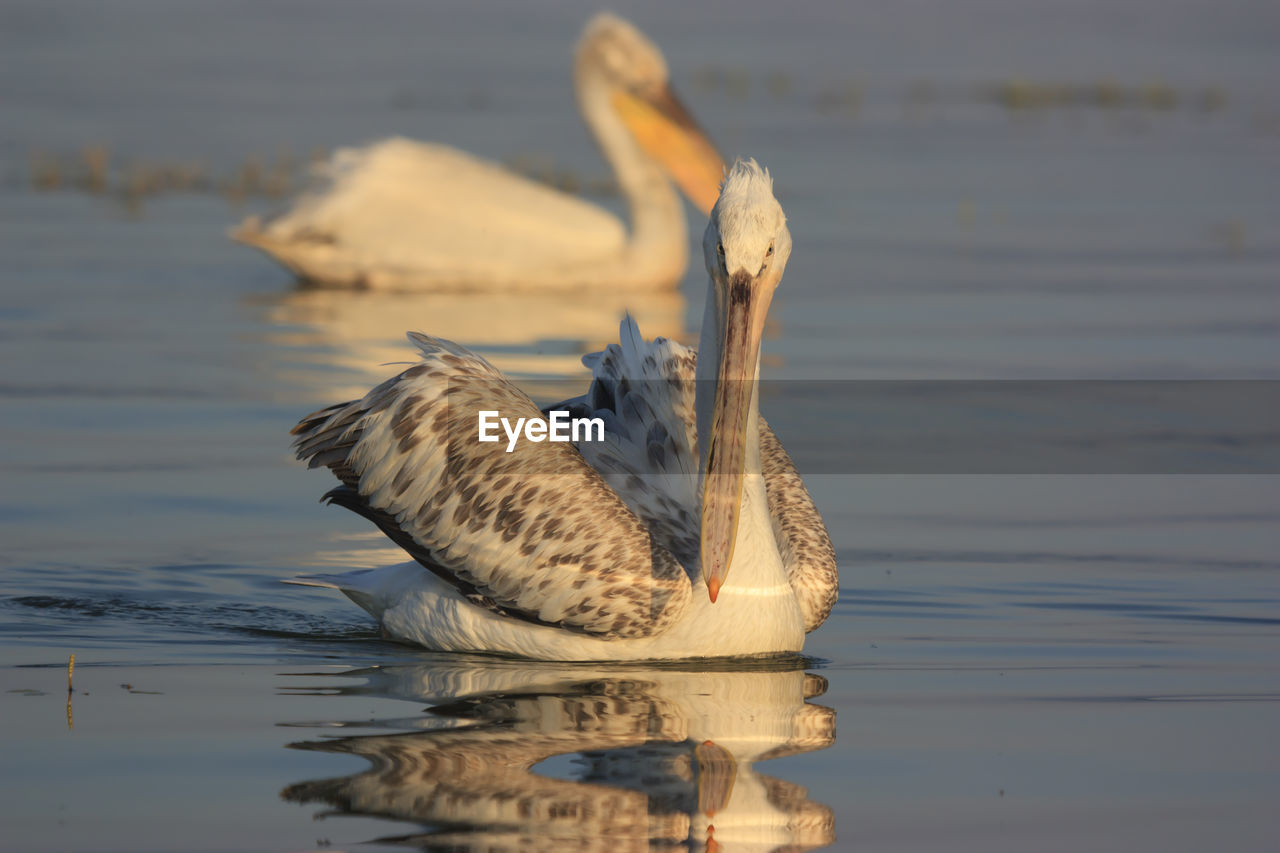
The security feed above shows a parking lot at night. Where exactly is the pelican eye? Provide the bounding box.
[716,242,725,256]
[766,243,774,257]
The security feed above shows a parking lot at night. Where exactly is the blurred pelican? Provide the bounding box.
[233,13,724,291]
[282,661,835,851]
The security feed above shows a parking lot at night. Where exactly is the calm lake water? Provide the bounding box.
[2,1,1278,850]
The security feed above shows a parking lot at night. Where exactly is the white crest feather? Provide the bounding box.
[708,159,788,276]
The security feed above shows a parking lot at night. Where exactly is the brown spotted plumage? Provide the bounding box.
[293,333,691,639]
[558,330,838,633]
[759,417,839,632]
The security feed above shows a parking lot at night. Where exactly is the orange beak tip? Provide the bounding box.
[707,577,722,603]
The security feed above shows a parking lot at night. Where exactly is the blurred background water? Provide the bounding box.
[1,1,1278,850]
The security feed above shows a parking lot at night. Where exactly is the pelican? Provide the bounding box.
[290,160,838,660]
[233,13,724,291]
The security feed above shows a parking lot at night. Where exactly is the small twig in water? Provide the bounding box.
[66,654,76,731]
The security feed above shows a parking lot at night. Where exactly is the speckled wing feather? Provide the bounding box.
[550,316,702,573]
[292,333,691,639]
[553,316,838,632]
[759,416,838,632]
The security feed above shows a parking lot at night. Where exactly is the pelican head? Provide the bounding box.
[698,159,792,602]
[575,13,724,214]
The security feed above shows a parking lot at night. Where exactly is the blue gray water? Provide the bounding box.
[1,1,1278,850]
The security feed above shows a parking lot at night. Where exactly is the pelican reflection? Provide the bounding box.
[260,284,687,402]
[281,661,835,850]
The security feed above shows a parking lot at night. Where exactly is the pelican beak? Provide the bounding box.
[700,269,773,602]
[611,84,725,215]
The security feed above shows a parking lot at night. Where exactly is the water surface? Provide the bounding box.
[1,1,1278,850]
